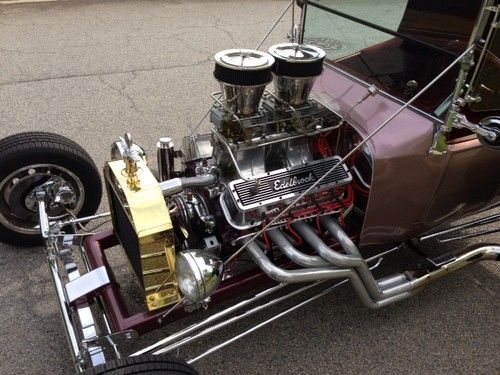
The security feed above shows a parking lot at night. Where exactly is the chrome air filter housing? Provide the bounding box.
[268,43,325,106]
[214,49,275,116]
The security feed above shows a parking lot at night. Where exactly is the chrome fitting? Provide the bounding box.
[160,178,184,196]
[157,137,175,182]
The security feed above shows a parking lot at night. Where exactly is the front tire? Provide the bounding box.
[0,132,102,247]
[86,355,198,375]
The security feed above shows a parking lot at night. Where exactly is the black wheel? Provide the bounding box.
[86,355,198,375]
[0,131,102,247]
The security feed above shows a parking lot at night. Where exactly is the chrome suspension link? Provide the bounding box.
[186,259,383,364]
[36,190,106,372]
[136,256,386,358]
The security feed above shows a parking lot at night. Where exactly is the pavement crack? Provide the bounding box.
[0,59,211,87]
[97,73,141,114]
[212,13,241,48]
[16,64,33,81]
[217,27,241,48]
[171,33,211,55]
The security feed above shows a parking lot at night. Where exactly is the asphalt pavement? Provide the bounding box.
[0,1,499,374]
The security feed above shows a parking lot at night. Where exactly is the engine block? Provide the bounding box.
[178,44,351,242]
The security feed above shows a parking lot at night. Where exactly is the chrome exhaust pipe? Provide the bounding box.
[246,241,348,283]
[268,228,407,289]
[267,228,330,268]
[137,240,499,361]
[187,245,500,364]
[293,220,412,299]
[410,244,500,292]
[248,219,499,309]
[318,216,500,297]
[245,240,409,308]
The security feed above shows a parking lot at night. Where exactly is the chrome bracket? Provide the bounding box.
[485,5,500,12]
[65,266,111,304]
[35,190,51,239]
[203,235,220,252]
[429,50,476,155]
[452,113,499,141]
[81,329,137,346]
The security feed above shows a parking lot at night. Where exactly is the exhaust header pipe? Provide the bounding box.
[247,218,499,309]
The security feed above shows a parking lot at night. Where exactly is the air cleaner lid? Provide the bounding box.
[268,43,325,78]
[214,49,275,86]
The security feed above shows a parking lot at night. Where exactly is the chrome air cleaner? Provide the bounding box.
[214,49,275,116]
[268,43,325,107]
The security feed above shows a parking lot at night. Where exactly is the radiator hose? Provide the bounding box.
[160,174,217,195]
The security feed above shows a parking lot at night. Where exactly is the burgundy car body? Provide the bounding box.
[313,66,500,246]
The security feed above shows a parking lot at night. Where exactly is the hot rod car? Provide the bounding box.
[0,0,498,373]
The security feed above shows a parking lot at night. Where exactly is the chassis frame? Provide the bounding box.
[36,187,500,372]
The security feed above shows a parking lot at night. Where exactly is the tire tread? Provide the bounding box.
[0,131,96,166]
[86,355,198,375]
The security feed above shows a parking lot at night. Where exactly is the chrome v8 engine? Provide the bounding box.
[181,44,353,234]
[222,154,352,229]
[107,43,358,310]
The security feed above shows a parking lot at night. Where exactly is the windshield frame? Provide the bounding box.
[302,1,460,58]
[300,0,491,117]
[320,60,445,125]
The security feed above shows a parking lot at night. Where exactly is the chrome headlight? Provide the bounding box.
[176,250,223,304]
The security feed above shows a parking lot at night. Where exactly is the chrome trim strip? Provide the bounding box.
[419,212,500,241]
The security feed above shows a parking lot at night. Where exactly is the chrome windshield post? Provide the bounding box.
[429,49,476,155]
[430,3,500,154]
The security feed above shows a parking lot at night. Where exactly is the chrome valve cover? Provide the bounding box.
[230,156,351,210]
[221,155,352,229]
